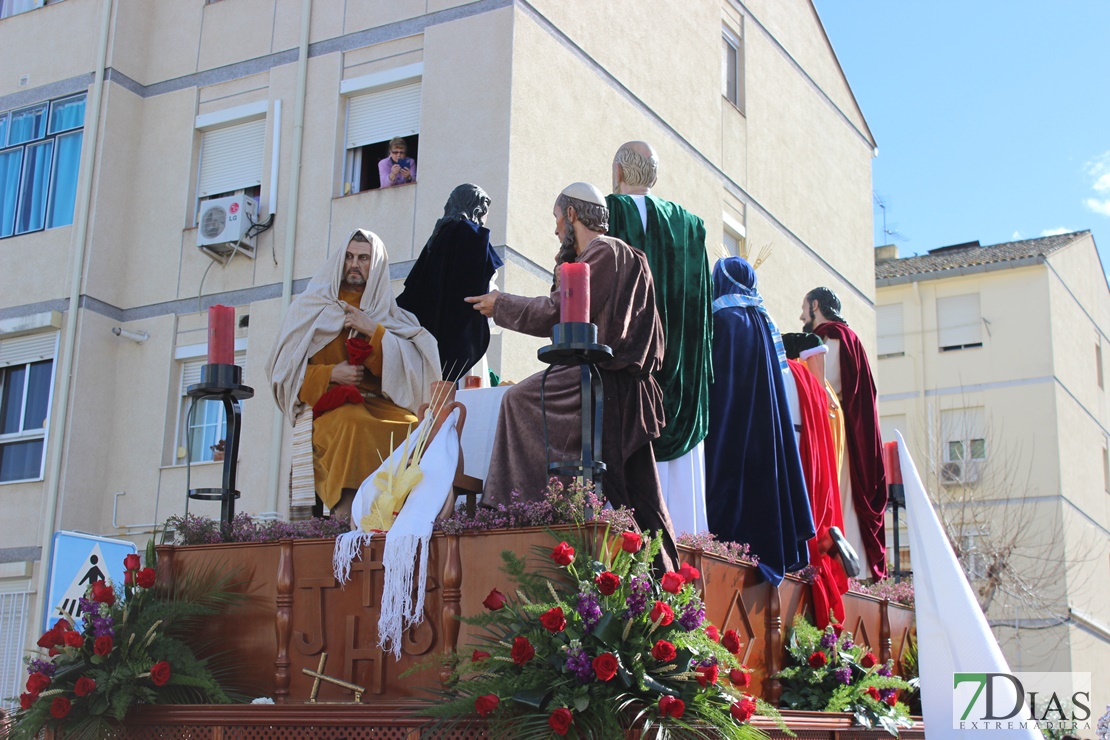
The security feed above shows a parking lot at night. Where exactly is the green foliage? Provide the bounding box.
[4,545,244,740]
[413,527,783,739]
[776,616,915,737]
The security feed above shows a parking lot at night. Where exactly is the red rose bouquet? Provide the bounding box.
[416,528,784,739]
[5,545,239,740]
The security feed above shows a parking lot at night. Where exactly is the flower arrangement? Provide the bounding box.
[417,528,784,739]
[848,577,915,607]
[5,545,239,740]
[163,511,351,545]
[775,616,915,736]
[676,531,758,566]
[435,479,636,535]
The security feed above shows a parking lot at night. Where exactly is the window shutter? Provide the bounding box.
[0,592,31,708]
[345,82,421,150]
[937,294,981,348]
[876,304,904,355]
[197,119,265,197]
[181,352,246,394]
[0,332,56,368]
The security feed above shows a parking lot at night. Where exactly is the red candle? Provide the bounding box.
[208,305,235,365]
[883,440,902,485]
[559,262,590,323]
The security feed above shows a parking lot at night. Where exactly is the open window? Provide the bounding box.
[341,65,422,194]
[0,331,57,483]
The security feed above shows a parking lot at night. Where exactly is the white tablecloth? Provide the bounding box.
[456,386,511,482]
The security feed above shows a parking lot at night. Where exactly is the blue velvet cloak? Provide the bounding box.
[705,258,814,585]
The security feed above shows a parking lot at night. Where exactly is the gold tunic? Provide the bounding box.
[297,289,419,508]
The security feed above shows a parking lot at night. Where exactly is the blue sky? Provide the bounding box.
[815,1,1110,269]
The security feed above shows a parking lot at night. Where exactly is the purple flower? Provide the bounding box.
[90,613,114,638]
[624,575,651,619]
[879,688,896,701]
[565,646,593,683]
[841,638,854,650]
[834,666,852,684]
[27,658,56,677]
[677,599,705,631]
[820,631,837,649]
[78,596,99,617]
[576,591,602,633]
[877,663,893,678]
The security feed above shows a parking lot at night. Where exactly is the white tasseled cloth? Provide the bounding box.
[332,409,459,659]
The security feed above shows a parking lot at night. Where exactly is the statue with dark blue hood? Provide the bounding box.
[705,257,815,585]
[396,184,503,380]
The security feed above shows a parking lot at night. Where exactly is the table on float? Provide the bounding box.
[456,386,511,484]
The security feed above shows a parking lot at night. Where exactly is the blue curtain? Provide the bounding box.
[8,104,46,146]
[49,96,86,134]
[46,131,81,228]
[24,360,53,431]
[0,439,44,483]
[15,139,52,234]
[0,149,22,238]
[0,365,26,434]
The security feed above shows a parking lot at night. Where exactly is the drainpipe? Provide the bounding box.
[265,0,312,515]
[33,0,114,634]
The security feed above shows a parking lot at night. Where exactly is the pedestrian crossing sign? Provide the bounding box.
[43,531,137,633]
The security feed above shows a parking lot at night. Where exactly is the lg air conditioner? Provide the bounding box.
[196,194,258,263]
[940,460,981,486]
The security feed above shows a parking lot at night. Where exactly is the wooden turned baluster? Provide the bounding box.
[880,598,893,666]
[274,539,294,702]
[440,533,462,685]
[764,581,783,704]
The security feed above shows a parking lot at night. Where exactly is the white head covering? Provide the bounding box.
[267,229,440,425]
[560,181,606,206]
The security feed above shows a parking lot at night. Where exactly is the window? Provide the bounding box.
[175,352,245,464]
[0,332,56,483]
[940,407,985,486]
[721,25,744,111]
[342,74,422,194]
[1103,443,1109,493]
[722,210,745,258]
[0,590,31,712]
[0,93,85,238]
[196,115,265,217]
[877,303,904,357]
[936,293,982,351]
[1097,336,1103,389]
[1,0,44,20]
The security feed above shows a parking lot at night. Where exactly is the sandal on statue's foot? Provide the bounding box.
[829,526,861,579]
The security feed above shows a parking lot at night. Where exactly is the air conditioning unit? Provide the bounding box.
[940,460,981,486]
[197,194,258,263]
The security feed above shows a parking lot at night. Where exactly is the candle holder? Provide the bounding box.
[186,363,254,526]
[537,322,613,506]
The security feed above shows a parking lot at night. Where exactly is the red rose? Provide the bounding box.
[474,694,499,718]
[150,661,171,686]
[592,652,619,681]
[649,600,674,626]
[660,571,685,594]
[678,562,700,583]
[74,675,97,696]
[20,692,36,710]
[91,580,115,605]
[651,639,677,663]
[659,695,685,718]
[471,649,490,662]
[26,672,51,694]
[865,686,881,702]
[695,663,719,687]
[730,695,756,723]
[136,567,157,589]
[885,692,899,707]
[36,619,69,648]
[510,636,534,665]
[540,606,566,632]
[594,571,620,595]
[482,588,507,611]
[621,531,642,553]
[548,707,573,736]
[861,651,877,668]
[729,667,752,688]
[63,631,84,648]
[722,629,742,655]
[50,696,71,719]
[705,624,720,642]
[551,541,575,566]
[808,651,827,668]
[124,570,135,586]
[94,635,113,657]
[124,553,141,571]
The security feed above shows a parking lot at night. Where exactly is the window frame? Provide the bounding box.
[877,303,905,358]
[193,102,269,223]
[340,64,423,195]
[721,24,745,113]
[936,293,983,352]
[0,332,58,485]
[173,348,246,466]
[722,210,746,259]
[0,92,86,239]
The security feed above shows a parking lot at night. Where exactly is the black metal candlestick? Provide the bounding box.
[186,363,253,525]
[537,322,613,506]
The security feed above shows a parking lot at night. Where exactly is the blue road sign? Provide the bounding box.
[44,531,137,633]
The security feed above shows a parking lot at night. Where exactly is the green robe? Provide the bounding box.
[606,194,712,461]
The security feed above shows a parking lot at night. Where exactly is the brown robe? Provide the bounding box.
[484,236,677,566]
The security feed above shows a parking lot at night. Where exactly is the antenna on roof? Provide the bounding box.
[873,192,908,245]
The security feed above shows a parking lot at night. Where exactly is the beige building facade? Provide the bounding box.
[0,0,878,704]
[875,232,1110,678]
